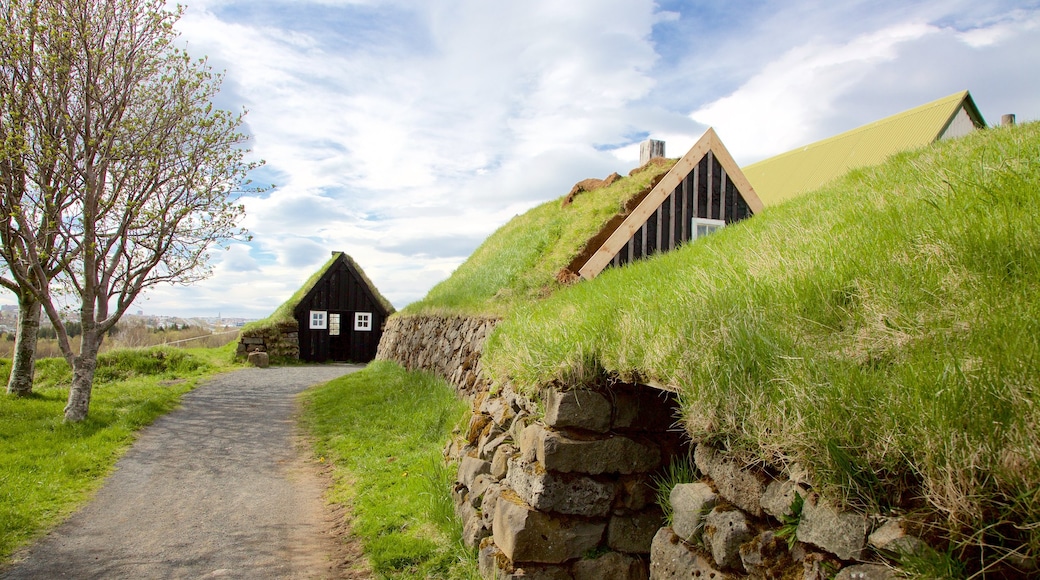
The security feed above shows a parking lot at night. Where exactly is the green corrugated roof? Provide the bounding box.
[743,91,984,205]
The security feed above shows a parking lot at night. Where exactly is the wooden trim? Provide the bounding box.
[577,128,763,279]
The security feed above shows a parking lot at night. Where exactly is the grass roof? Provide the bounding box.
[481,122,1040,570]
[401,160,675,317]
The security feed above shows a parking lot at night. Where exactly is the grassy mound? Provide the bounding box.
[482,123,1040,567]
[402,161,675,316]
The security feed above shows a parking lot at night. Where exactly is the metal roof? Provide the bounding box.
[742,91,986,206]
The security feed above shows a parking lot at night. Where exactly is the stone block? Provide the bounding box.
[617,475,657,511]
[796,494,870,561]
[492,492,606,564]
[761,480,809,521]
[613,385,678,431]
[669,482,717,542]
[480,430,510,461]
[648,527,732,580]
[608,508,665,554]
[573,551,648,580]
[458,455,491,489]
[246,351,269,368]
[466,413,491,444]
[528,424,662,475]
[507,457,615,517]
[704,508,753,571]
[479,541,512,579]
[544,388,612,433]
[241,336,264,345]
[459,500,489,548]
[739,531,793,578]
[868,517,928,558]
[491,444,516,480]
[694,444,766,517]
[485,394,517,428]
[834,564,898,580]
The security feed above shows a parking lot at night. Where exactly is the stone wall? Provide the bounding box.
[235,321,299,360]
[375,315,498,397]
[373,313,937,579]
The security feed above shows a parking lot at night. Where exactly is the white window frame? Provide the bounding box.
[692,217,726,240]
[354,312,372,331]
[328,313,341,336]
[309,310,327,330]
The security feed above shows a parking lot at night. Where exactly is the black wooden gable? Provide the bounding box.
[571,129,763,280]
[609,150,754,269]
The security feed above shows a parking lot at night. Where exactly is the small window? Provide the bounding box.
[329,313,340,336]
[354,312,372,331]
[693,218,726,239]
[309,311,327,330]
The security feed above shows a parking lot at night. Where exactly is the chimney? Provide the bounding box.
[640,139,665,166]
[1001,114,1016,127]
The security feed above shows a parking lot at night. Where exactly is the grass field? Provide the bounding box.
[0,345,241,563]
[299,361,477,579]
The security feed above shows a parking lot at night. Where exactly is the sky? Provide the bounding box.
[4,0,1039,319]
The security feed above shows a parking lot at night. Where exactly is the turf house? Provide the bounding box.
[237,251,394,363]
[561,127,764,281]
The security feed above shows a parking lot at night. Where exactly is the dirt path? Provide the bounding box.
[2,365,371,580]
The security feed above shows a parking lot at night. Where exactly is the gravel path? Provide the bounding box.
[2,365,369,580]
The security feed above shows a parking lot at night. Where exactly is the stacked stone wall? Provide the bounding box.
[235,321,299,360]
[370,312,951,579]
[375,315,498,396]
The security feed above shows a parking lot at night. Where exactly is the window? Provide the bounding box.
[693,218,726,239]
[309,311,327,329]
[328,313,340,336]
[354,312,372,331]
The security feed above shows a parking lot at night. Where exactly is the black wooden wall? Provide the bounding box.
[608,151,753,269]
[294,257,389,363]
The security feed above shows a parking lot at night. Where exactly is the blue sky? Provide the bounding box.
[5,0,1038,318]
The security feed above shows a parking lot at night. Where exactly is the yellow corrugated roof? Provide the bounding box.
[743,91,984,205]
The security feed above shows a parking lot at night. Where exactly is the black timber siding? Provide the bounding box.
[608,151,753,269]
[293,257,390,363]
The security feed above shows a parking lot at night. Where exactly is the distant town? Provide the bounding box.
[0,304,254,336]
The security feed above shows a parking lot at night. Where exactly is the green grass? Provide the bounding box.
[402,161,675,317]
[0,343,241,562]
[466,122,1040,571]
[299,361,476,579]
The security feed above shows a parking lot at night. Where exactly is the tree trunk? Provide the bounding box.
[6,297,41,396]
[64,331,103,422]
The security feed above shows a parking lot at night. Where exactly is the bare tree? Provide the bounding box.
[0,0,258,421]
[1,0,80,396]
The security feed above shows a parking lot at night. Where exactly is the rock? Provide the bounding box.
[669,482,717,542]
[796,494,870,561]
[761,480,809,521]
[694,444,766,517]
[739,531,793,578]
[526,424,662,475]
[649,527,732,580]
[617,475,658,511]
[492,491,606,564]
[573,551,648,580]
[868,518,927,557]
[544,388,612,433]
[479,541,512,579]
[704,509,753,571]
[246,351,269,368]
[458,456,491,489]
[459,500,489,548]
[507,457,616,517]
[834,564,898,580]
[491,444,516,479]
[608,508,665,554]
